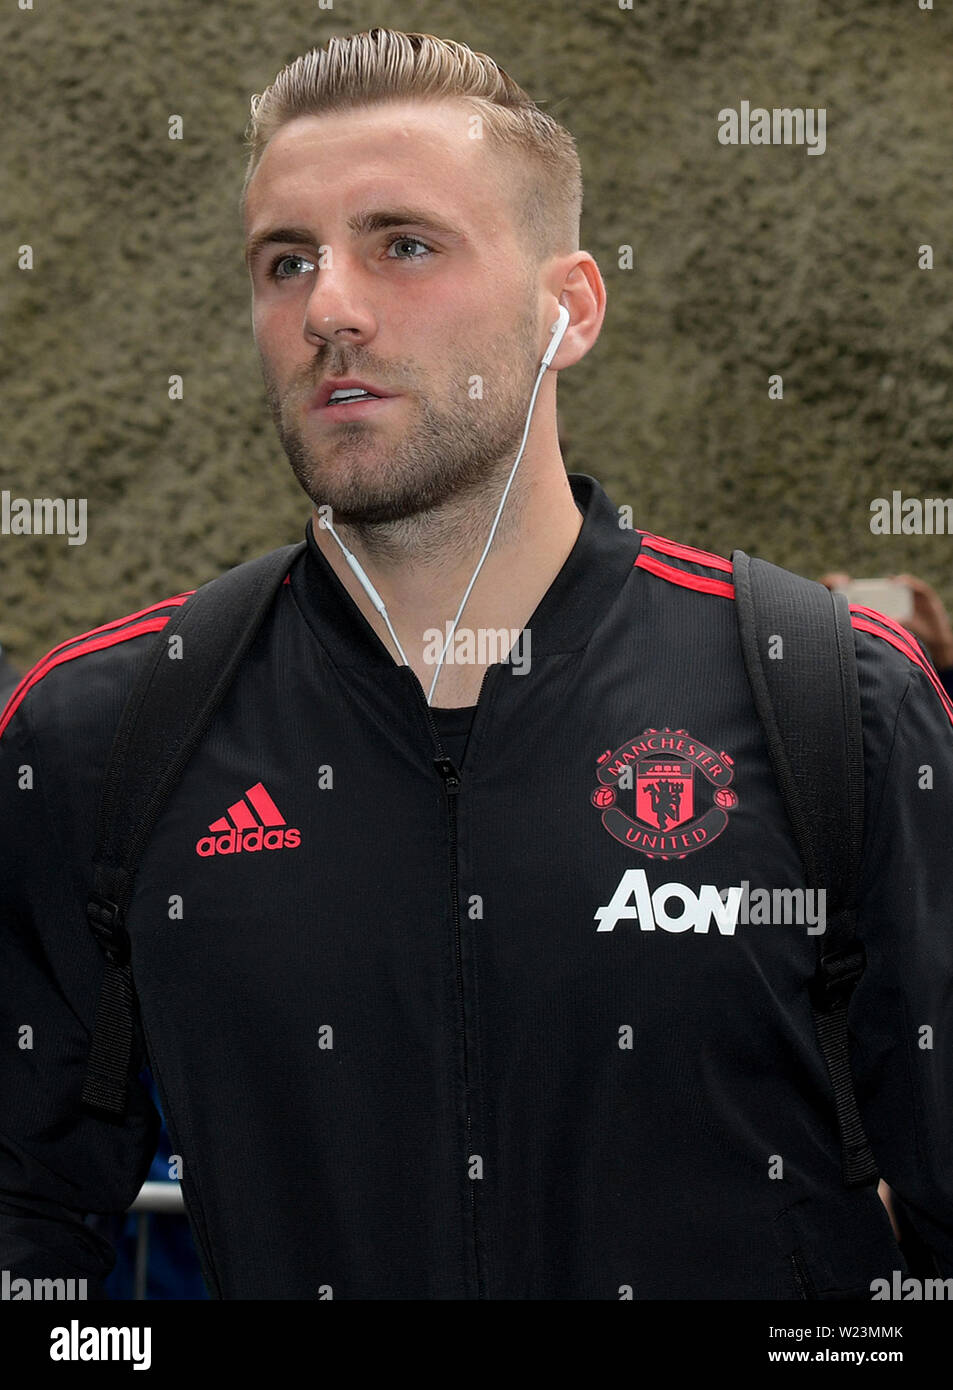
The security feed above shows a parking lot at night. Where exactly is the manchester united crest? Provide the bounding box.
[591,728,738,859]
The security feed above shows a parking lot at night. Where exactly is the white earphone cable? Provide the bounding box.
[319,304,569,706]
[425,353,550,705]
[320,519,412,668]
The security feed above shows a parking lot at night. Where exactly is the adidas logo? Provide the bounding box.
[195,781,301,857]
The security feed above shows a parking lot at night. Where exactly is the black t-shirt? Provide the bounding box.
[427,499,585,767]
[429,702,476,769]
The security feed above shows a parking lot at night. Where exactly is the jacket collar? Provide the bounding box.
[289,473,643,670]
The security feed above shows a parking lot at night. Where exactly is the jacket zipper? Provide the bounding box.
[790,1248,817,1299]
[409,666,491,1300]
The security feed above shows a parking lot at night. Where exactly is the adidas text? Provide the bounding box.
[196,826,301,857]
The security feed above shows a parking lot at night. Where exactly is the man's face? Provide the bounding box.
[243,99,546,527]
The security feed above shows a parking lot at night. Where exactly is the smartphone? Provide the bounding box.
[842,578,913,622]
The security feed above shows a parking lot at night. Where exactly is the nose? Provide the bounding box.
[302,256,377,348]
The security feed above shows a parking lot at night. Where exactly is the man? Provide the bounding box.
[1,28,951,1300]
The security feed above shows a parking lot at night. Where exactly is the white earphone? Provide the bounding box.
[324,300,571,703]
[543,302,571,368]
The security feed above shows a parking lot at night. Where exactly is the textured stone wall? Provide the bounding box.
[2,0,950,668]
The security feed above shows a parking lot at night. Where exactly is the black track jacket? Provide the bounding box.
[2,473,952,1299]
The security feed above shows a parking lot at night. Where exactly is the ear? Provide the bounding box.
[548,255,606,370]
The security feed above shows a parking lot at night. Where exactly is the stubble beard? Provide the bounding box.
[262,300,543,541]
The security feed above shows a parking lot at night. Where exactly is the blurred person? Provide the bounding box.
[821,571,953,696]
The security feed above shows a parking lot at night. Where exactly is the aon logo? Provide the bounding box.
[595,869,743,935]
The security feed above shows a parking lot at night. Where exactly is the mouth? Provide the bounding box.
[313,394,400,421]
[309,379,399,412]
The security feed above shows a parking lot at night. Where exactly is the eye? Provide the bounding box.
[385,235,434,261]
[266,253,316,282]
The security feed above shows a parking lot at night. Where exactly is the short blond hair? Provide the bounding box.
[242,28,582,268]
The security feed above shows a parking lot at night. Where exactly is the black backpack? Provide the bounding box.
[79,543,879,1190]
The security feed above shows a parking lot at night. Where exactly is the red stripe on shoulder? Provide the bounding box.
[850,604,924,649]
[42,591,194,663]
[850,610,953,730]
[638,532,734,575]
[0,603,184,740]
[849,604,932,669]
[635,551,735,599]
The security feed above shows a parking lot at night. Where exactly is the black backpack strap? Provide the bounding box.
[81,540,306,1119]
[732,550,878,1188]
